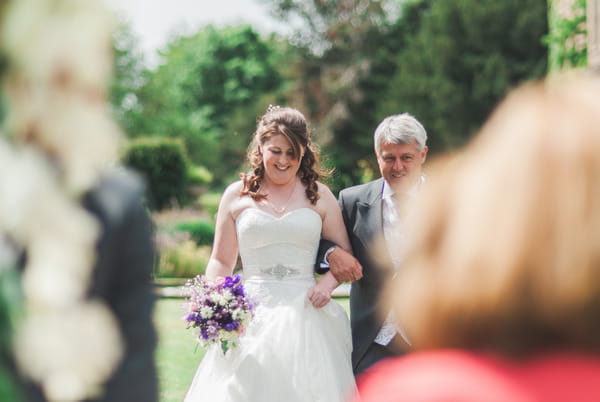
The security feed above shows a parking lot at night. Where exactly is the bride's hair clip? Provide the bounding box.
[267,104,281,113]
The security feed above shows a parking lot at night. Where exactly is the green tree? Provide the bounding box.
[378,0,548,153]
[130,25,285,186]
[109,20,147,134]
[262,0,407,189]
[325,0,433,189]
[264,0,548,187]
[546,0,587,71]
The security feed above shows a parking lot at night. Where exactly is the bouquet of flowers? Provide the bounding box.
[182,274,257,354]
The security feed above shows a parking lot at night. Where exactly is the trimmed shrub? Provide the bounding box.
[124,137,189,210]
[187,165,213,186]
[173,220,215,246]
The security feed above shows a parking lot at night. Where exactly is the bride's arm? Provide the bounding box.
[203,182,241,280]
[307,183,355,308]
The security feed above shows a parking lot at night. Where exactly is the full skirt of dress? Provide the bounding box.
[183,278,357,402]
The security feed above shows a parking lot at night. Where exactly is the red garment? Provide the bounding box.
[352,349,600,402]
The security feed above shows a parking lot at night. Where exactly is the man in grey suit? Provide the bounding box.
[318,113,428,375]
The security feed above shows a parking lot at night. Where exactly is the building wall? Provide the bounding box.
[588,0,600,68]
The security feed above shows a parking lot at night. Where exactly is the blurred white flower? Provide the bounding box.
[0,0,128,400]
[2,0,115,90]
[0,237,18,271]
[15,302,123,402]
[1,0,122,193]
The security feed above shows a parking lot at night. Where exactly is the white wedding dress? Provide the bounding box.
[184,207,356,402]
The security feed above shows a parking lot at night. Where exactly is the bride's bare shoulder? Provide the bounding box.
[312,181,338,218]
[221,181,256,219]
[223,180,244,196]
[315,181,337,201]
[216,181,244,212]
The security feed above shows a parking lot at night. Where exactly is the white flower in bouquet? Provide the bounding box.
[200,306,214,319]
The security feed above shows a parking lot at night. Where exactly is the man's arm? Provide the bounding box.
[314,239,338,275]
[314,190,363,283]
[315,241,364,282]
[325,246,363,283]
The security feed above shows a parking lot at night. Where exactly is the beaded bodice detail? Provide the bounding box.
[236,208,321,281]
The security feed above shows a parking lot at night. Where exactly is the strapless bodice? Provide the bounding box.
[236,208,321,281]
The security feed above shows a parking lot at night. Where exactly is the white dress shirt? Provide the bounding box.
[373,177,424,346]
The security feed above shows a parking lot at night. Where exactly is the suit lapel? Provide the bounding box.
[354,179,384,250]
[354,178,397,272]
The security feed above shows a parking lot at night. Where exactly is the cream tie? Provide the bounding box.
[374,193,411,347]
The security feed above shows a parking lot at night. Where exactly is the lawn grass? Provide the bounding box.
[154,298,206,402]
[154,296,350,402]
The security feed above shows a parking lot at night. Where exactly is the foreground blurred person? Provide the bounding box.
[0,0,158,401]
[184,106,356,402]
[353,75,600,402]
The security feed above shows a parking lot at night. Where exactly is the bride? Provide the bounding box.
[184,106,357,402]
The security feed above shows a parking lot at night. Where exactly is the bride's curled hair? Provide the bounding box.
[241,106,327,204]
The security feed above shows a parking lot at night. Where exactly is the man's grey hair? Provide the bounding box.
[373,113,427,154]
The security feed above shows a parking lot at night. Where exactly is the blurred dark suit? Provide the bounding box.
[21,168,158,402]
[82,169,158,402]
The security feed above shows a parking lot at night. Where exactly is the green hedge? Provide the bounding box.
[124,138,189,210]
[187,165,213,186]
[173,221,215,246]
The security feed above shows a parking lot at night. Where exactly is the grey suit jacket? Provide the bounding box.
[319,178,402,370]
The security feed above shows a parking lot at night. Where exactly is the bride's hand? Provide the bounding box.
[307,272,339,308]
[307,283,332,308]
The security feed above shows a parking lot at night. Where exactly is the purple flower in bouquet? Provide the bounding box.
[182,274,257,354]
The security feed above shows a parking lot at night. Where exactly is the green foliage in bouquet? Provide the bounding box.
[124,138,189,210]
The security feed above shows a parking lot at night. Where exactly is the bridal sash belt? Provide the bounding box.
[243,263,314,282]
[260,264,301,280]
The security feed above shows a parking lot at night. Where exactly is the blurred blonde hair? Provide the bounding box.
[389,74,600,356]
